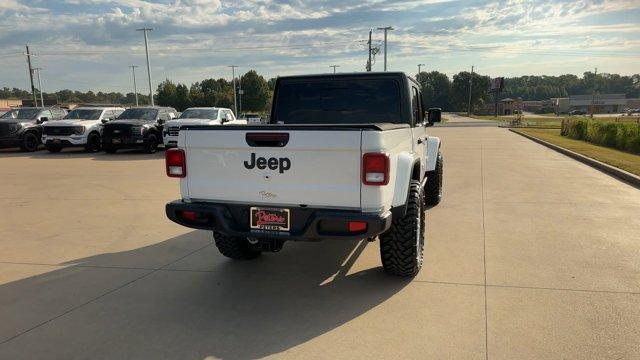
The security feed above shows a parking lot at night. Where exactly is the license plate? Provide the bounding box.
[112,138,121,144]
[250,207,290,232]
[52,139,60,144]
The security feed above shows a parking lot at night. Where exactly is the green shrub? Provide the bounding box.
[561,118,640,154]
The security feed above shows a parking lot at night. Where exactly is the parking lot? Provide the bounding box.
[1,118,639,359]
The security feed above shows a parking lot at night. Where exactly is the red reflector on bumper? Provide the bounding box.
[348,221,368,233]
[181,210,198,222]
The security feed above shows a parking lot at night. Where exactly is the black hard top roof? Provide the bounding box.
[277,71,419,86]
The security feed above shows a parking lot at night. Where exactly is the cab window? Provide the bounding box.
[411,87,421,126]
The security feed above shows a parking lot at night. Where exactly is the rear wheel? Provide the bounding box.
[379,180,425,277]
[425,152,443,206]
[84,132,101,152]
[21,132,40,152]
[144,133,159,154]
[213,231,262,260]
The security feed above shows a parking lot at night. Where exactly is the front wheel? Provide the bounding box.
[144,133,158,154]
[84,133,102,152]
[21,132,40,152]
[213,231,262,260]
[425,152,443,206]
[379,180,425,277]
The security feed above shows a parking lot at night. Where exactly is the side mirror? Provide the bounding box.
[101,118,110,124]
[38,117,49,124]
[427,108,442,125]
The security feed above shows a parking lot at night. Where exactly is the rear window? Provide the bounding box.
[273,78,402,124]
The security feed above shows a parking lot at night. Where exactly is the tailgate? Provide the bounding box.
[183,129,362,209]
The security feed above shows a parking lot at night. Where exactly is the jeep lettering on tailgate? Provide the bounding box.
[244,153,291,173]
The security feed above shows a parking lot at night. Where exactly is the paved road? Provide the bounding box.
[0,123,639,359]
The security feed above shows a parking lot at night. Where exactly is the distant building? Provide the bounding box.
[523,99,555,113]
[554,94,633,114]
[0,99,23,115]
[477,97,524,115]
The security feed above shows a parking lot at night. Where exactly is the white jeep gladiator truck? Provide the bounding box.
[163,107,246,148]
[165,72,443,277]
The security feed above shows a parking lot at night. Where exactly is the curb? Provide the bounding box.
[509,128,640,189]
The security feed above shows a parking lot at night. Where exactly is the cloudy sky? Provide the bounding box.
[1,0,639,93]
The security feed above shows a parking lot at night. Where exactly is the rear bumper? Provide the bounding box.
[165,200,392,241]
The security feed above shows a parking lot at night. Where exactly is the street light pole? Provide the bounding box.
[417,63,425,76]
[330,65,340,73]
[239,74,243,115]
[33,68,44,107]
[129,65,139,106]
[377,26,394,71]
[228,65,238,115]
[467,65,474,116]
[136,28,154,106]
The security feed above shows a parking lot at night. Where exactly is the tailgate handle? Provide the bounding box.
[246,133,289,147]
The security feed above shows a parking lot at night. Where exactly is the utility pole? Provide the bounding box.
[417,63,425,76]
[228,65,238,115]
[129,65,139,106]
[136,28,154,106]
[34,68,44,107]
[367,29,372,72]
[24,45,38,107]
[377,26,394,71]
[467,65,474,116]
[330,65,340,73]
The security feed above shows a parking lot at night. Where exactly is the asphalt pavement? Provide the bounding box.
[0,121,639,359]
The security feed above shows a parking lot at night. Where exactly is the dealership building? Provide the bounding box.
[553,94,634,114]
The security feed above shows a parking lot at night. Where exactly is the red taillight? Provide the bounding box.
[348,221,368,233]
[166,149,186,178]
[181,210,197,222]
[362,153,389,185]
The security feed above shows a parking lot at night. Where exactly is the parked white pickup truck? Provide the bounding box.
[163,107,246,148]
[42,106,124,152]
[165,72,443,277]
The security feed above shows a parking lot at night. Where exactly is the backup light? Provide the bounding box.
[166,148,186,178]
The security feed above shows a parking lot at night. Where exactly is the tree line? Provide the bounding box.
[417,71,640,112]
[3,70,639,113]
[155,70,272,113]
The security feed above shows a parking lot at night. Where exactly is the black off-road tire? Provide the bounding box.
[85,132,102,152]
[46,145,63,153]
[425,152,443,206]
[213,231,262,260]
[379,180,425,277]
[144,133,159,154]
[21,132,40,152]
